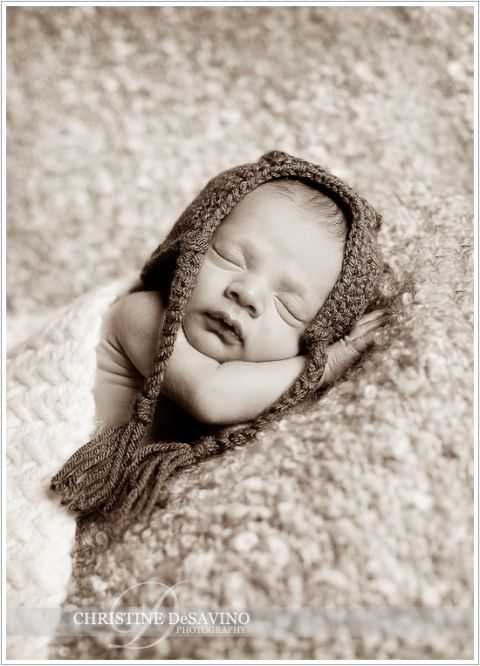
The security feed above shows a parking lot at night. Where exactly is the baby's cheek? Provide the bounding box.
[255,321,303,361]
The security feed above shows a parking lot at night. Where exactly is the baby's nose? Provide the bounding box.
[225,278,263,316]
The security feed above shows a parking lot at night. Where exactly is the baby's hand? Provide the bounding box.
[320,309,385,386]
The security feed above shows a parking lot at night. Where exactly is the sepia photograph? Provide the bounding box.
[4,1,475,661]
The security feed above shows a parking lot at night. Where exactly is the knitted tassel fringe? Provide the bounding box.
[50,419,146,514]
[70,436,224,537]
[99,441,202,536]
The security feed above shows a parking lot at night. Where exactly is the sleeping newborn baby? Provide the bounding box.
[94,180,385,438]
[51,152,388,529]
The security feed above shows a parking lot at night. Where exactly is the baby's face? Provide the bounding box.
[182,184,345,363]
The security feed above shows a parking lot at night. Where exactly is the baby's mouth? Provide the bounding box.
[206,311,243,343]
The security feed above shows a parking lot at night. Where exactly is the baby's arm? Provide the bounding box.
[109,292,305,424]
[177,308,386,423]
[110,292,385,426]
[164,329,305,424]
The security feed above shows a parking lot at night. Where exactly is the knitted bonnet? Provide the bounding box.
[51,150,384,535]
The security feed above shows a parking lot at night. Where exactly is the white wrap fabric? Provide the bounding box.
[6,276,138,660]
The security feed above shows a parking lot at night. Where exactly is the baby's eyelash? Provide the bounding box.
[274,295,306,323]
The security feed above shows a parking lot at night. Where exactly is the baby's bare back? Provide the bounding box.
[94,314,144,431]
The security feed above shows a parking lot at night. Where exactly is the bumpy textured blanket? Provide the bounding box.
[6,197,473,661]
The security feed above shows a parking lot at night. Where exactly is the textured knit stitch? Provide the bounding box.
[51,151,386,536]
[6,276,138,660]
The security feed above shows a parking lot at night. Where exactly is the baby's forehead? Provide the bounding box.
[219,181,313,224]
[215,179,347,242]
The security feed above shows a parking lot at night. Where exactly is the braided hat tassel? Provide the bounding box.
[104,436,225,534]
[51,248,205,514]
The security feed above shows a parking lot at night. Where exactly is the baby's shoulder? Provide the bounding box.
[108,290,165,335]
[105,290,166,377]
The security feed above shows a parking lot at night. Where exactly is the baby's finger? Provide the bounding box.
[321,330,372,386]
[358,309,385,324]
[348,315,385,340]
[345,327,379,354]
[320,322,387,386]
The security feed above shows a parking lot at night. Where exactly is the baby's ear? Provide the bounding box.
[258,150,289,165]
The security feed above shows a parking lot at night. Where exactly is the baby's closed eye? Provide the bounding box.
[274,294,307,325]
[212,243,245,269]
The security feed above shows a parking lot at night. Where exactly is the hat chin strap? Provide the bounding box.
[50,247,205,526]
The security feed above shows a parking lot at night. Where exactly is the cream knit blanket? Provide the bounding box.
[6,275,137,660]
